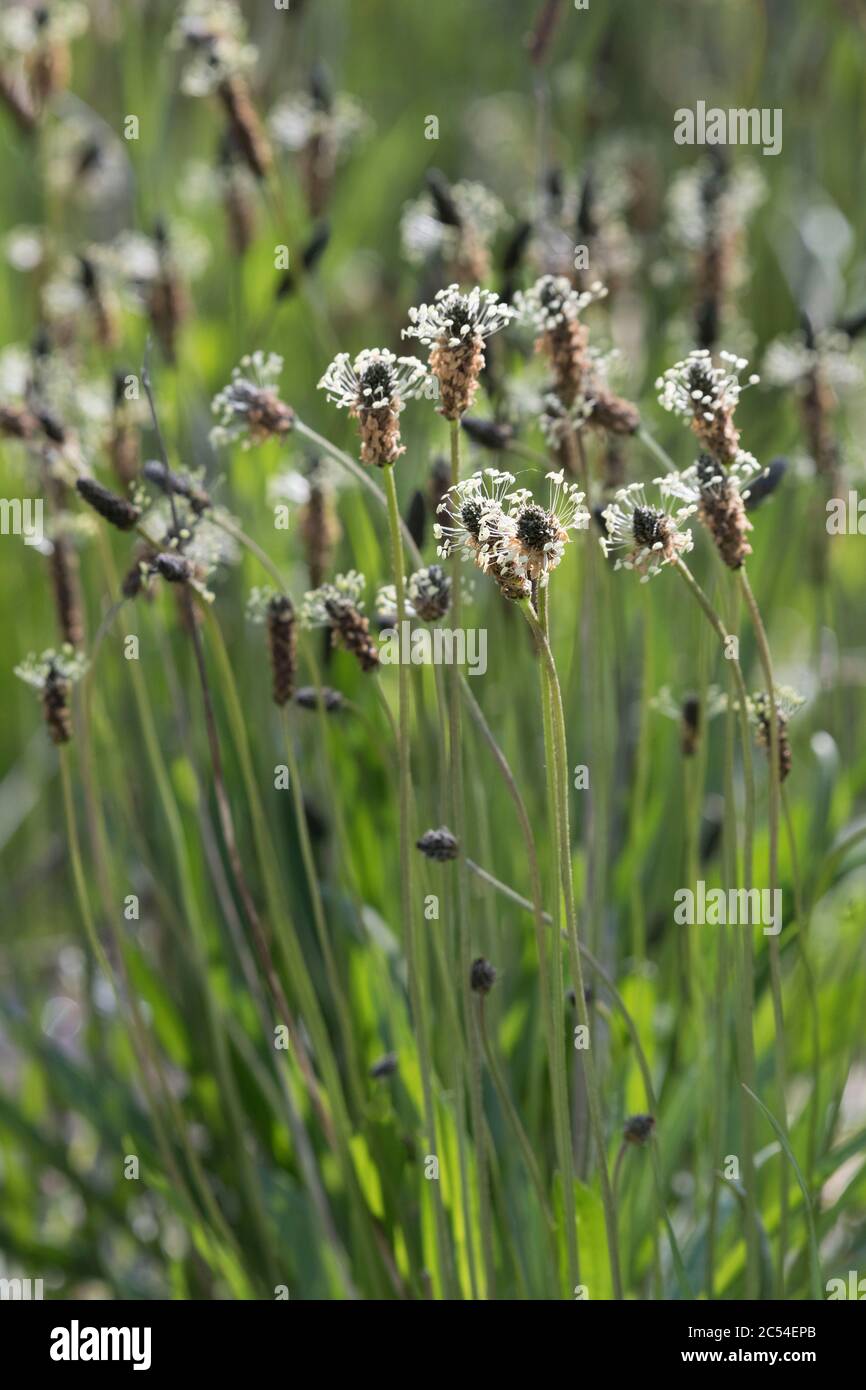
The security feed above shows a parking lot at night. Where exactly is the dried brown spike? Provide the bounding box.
[300,478,340,590]
[588,389,641,436]
[417,827,459,861]
[49,536,84,648]
[224,173,257,256]
[148,272,188,365]
[76,477,141,531]
[696,456,752,570]
[267,594,297,706]
[42,665,72,744]
[326,597,380,672]
[219,75,272,180]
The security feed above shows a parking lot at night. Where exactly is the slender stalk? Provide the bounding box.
[739,567,789,1294]
[523,595,622,1299]
[461,679,579,1295]
[464,859,657,1112]
[59,748,257,1294]
[280,706,364,1112]
[536,585,581,1290]
[781,785,821,1195]
[477,997,556,1239]
[383,461,454,1298]
[674,557,759,1297]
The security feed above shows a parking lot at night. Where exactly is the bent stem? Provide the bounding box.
[383,460,454,1298]
[523,591,622,1300]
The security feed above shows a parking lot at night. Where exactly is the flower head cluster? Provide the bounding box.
[318,348,427,466]
[652,683,727,756]
[514,274,607,335]
[248,587,297,706]
[434,467,516,566]
[600,480,696,581]
[210,352,294,448]
[748,686,805,783]
[668,160,765,254]
[43,113,128,208]
[271,88,369,150]
[404,285,513,420]
[664,452,761,569]
[171,0,256,96]
[436,467,586,595]
[656,349,758,465]
[126,492,238,603]
[401,180,509,284]
[1,1,88,54]
[377,564,452,624]
[269,80,371,217]
[514,275,607,409]
[300,571,379,672]
[15,644,88,745]
[763,329,861,393]
[492,470,589,585]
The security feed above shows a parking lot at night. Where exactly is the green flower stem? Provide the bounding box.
[446,421,493,1297]
[383,460,455,1298]
[92,534,275,1289]
[740,566,789,1295]
[536,584,581,1292]
[477,996,556,1239]
[524,592,623,1300]
[637,426,680,475]
[674,557,760,1298]
[59,746,257,1295]
[460,678,578,1295]
[464,858,657,1113]
[280,705,364,1113]
[781,785,820,1193]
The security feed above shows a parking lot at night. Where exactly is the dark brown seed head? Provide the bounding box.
[587,389,641,436]
[218,74,272,180]
[460,416,514,452]
[753,694,793,782]
[76,476,141,531]
[695,453,752,569]
[416,826,459,862]
[48,536,84,649]
[624,1114,656,1145]
[632,505,672,551]
[369,1052,398,1080]
[294,685,344,713]
[42,664,72,744]
[154,552,192,584]
[680,695,701,757]
[266,594,297,706]
[470,957,497,995]
[325,596,379,672]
